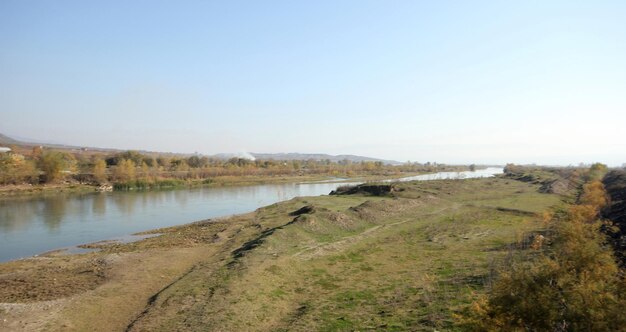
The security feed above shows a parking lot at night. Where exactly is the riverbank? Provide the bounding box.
[0,173,568,331]
[0,171,434,198]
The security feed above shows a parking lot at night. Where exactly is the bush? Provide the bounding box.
[459,170,625,331]
[39,151,71,183]
[0,153,38,184]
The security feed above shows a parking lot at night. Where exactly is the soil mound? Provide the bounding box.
[330,184,398,196]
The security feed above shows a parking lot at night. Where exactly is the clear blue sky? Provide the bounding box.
[1,1,625,165]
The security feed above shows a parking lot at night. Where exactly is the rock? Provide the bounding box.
[96,184,113,192]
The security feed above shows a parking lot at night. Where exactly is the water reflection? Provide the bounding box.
[92,193,106,216]
[0,168,502,262]
[111,192,140,216]
[0,199,38,232]
[386,167,503,182]
[40,196,68,231]
[173,190,189,208]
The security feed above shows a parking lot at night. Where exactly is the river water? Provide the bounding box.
[0,167,502,262]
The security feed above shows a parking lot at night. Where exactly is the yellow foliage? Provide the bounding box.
[0,153,38,184]
[568,204,599,223]
[93,159,107,184]
[459,168,625,331]
[579,180,608,210]
[113,159,136,182]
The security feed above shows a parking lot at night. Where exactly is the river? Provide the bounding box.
[0,167,502,262]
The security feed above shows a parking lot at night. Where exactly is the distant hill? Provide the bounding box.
[0,132,401,164]
[0,132,159,154]
[213,152,400,164]
[0,133,21,146]
[249,153,401,165]
[0,132,118,152]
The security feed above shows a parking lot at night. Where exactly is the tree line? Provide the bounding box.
[0,148,456,188]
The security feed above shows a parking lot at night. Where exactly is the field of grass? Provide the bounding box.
[0,176,567,331]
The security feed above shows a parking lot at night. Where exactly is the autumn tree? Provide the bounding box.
[106,150,146,166]
[503,163,521,174]
[156,156,170,168]
[579,180,608,211]
[39,151,70,183]
[587,162,608,181]
[0,153,38,184]
[461,211,625,330]
[93,159,108,184]
[187,155,208,168]
[112,159,136,182]
[140,161,150,180]
[460,168,625,331]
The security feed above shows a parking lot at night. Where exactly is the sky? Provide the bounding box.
[1,1,625,166]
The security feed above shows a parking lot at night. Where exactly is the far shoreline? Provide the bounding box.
[0,171,440,199]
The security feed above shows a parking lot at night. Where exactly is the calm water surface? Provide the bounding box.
[0,168,502,262]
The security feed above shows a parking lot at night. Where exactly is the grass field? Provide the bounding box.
[0,176,567,331]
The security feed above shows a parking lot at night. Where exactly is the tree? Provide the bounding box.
[503,163,520,174]
[469,164,476,172]
[156,156,170,168]
[93,159,107,184]
[112,159,136,182]
[187,155,209,168]
[579,180,608,212]
[39,151,68,183]
[587,162,608,181]
[140,161,150,180]
[142,157,155,167]
[0,153,38,184]
[106,150,146,166]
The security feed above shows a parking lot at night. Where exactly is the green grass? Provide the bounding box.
[126,176,567,331]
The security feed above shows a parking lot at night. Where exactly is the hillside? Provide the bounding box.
[0,133,21,146]
[0,132,399,164]
[251,153,401,165]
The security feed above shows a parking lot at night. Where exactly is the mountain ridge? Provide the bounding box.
[250,152,401,165]
[0,132,401,164]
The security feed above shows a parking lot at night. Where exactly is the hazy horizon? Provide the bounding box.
[2,1,625,166]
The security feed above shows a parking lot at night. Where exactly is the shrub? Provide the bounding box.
[0,153,38,184]
[459,169,625,331]
[93,159,108,184]
[39,151,72,183]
